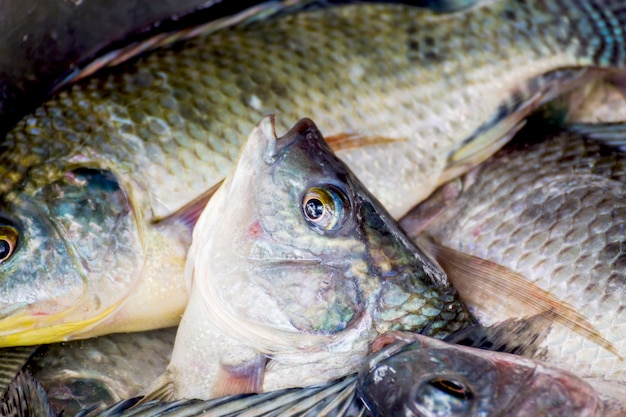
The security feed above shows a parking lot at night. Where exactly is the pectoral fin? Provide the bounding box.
[154,179,223,231]
[211,354,267,398]
[418,238,621,359]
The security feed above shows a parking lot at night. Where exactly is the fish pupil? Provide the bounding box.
[305,198,324,219]
[0,239,10,261]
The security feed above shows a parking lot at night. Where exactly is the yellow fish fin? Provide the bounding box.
[417,237,621,359]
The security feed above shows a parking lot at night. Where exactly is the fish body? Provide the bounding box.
[358,332,626,417]
[409,122,626,381]
[3,0,626,346]
[158,116,473,400]
[24,328,176,415]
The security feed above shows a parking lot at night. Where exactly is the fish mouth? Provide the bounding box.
[260,115,318,165]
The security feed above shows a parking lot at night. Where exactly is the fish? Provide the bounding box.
[3,0,626,347]
[21,328,176,415]
[358,331,626,417]
[400,119,626,381]
[148,115,474,401]
[2,371,364,417]
[0,0,307,135]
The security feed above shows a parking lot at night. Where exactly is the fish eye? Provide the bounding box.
[0,226,18,263]
[301,185,349,231]
[412,377,474,416]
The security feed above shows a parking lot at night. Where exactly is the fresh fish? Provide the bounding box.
[20,328,176,416]
[358,331,626,417]
[149,115,474,401]
[401,120,626,381]
[2,372,364,417]
[3,0,626,347]
[0,0,299,134]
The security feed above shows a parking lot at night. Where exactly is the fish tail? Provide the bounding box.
[554,0,626,67]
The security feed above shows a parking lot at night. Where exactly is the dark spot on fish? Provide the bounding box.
[270,81,288,98]
[501,9,517,21]
[424,36,436,47]
[408,40,420,52]
[424,51,441,61]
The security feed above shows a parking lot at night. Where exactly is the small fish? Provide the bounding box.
[401,120,626,381]
[148,116,474,401]
[358,331,626,417]
[3,0,626,347]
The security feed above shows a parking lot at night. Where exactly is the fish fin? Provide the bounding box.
[566,122,626,151]
[0,346,40,397]
[443,69,598,185]
[211,354,267,398]
[153,180,223,231]
[51,0,319,91]
[399,179,463,237]
[325,133,405,152]
[443,315,552,358]
[138,371,175,404]
[0,371,58,417]
[440,118,526,186]
[418,238,621,359]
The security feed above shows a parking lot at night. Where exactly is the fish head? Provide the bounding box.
[358,332,600,417]
[190,115,467,351]
[0,166,146,346]
[192,116,374,339]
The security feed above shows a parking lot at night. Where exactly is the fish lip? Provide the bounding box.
[263,116,318,164]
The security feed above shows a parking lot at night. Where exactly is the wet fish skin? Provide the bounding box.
[22,328,176,416]
[3,373,364,417]
[3,0,626,347]
[160,116,473,400]
[358,332,626,417]
[409,122,626,381]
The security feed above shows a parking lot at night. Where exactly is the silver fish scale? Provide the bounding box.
[425,128,626,381]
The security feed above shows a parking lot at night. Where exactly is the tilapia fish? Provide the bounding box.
[151,116,473,400]
[24,328,176,415]
[359,332,626,417]
[3,0,626,346]
[402,121,626,381]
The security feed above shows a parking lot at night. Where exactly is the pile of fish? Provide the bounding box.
[2,0,626,415]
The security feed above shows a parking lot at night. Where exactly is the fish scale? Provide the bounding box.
[2,0,626,346]
[421,124,626,381]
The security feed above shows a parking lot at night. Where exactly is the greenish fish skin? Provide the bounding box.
[414,121,626,382]
[358,333,626,417]
[165,116,474,400]
[2,0,626,346]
